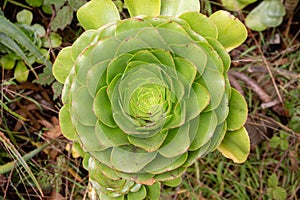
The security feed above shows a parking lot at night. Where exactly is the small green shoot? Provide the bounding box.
[267,173,287,200]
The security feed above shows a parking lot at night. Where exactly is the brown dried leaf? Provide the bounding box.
[41,117,62,139]
[49,190,65,200]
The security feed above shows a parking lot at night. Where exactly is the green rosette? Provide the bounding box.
[53,1,250,199]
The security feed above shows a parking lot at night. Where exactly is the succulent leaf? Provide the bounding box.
[59,105,77,140]
[77,0,120,30]
[226,88,248,131]
[179,12,218,39]
[53,46,73,83]
[245,0,286,31]
[221,0,257,11]
[160,0,200,16]
[124,0,161,17]
[209,10,247,51]
[217,127,250,163]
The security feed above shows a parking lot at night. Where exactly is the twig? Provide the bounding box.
[228,73,244,96]
[229,71,272,102]
[246,21,284,104]
[229,71,289,116]
[247,66,300,80]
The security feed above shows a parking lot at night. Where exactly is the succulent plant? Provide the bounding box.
[245,0,286,31]
[53,0,250,199]
[221,0,258,11]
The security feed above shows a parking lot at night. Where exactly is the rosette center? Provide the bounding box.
[129,84,167,125]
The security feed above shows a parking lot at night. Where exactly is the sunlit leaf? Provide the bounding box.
[217,127,250,163]
[77,0,120,30]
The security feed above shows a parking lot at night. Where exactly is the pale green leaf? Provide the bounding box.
[245,1,269,31]
[95,121,129,147]
[179,12,217,39]
[226,88,248,131]
[77,0,120,30]
[16,9,33,25]
[221,0,257,11]
[217,127,250,163]
[206,37,231,71]
[185,83,210,120]
[207,122,227,152]
[245,0,286,31]
[72,86,97,126]
[198,68,225,111]
[174,57,197,86]
[209,10,247,51]
[69,0,87,11]
[267,187,287,200]
[189,111,218,151]
[94,86,116,127]
[170,43,207,75]
[14,61,28,82]
[144,153,187,174]
[145,182,160,200]
[51,6,73,31]
[127,185,147,200]
[100,193,124,200]
[76,122,107,151]
[161,0,200,16]
[59,105,77,140]
[32,24,46,37]
[268,173,278,187]
[42,32,62,48]
[154,167,186,181]
[128,130,168,152]
[111,146,157,173]
[269,136,281,148]
[71,29,98,60]
[158,124,190,158]
[0,54,15,70]
[124,0,161,17]
[163,177,182,187]
[52,81,63,100]
[214,93,229,124]
[53,46,74,83]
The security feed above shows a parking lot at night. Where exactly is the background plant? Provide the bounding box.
[0,0,299,199]
[221,0,286,31]
[0,9,53,82]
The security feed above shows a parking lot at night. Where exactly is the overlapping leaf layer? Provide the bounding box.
[55,12,249,199]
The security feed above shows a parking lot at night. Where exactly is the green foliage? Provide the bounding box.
[285,88,300,132]
[22,0,87,31]
[77,0,120,30]
[34,66,55,85]
[0,133,49,196]
[124,0,161,16]
[47,0,87,31]
[53,1,250,199]
[0,9,53,82]
[0,54,15,70]
[221,0,257,10]
[245,0,286,31]
[269,131,289,150]
[25,0,43,7]
[14,60,29,82]
[267,173,287,200]
[221,0,286,31]
[16,9,33,25]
